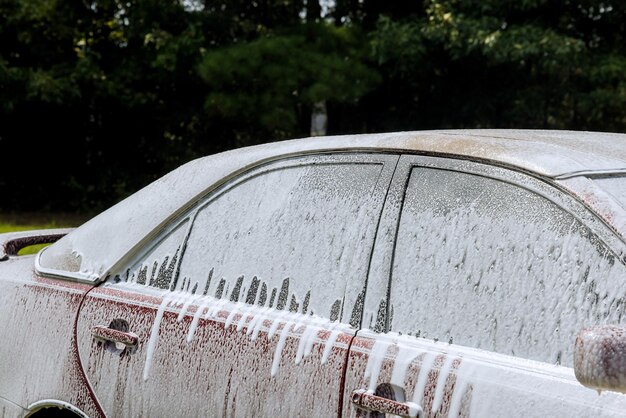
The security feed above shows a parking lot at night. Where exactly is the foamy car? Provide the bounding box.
[3,130,626,417]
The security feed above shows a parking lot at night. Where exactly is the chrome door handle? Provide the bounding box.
[92,325,139,347]
[351,389,423,418]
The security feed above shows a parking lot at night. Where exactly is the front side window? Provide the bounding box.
[114,154,393,323]
[389,166,626,366]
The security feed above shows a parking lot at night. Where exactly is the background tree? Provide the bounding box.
[1,0,625,214]
[197,23,379,145]
[369,0,626,131]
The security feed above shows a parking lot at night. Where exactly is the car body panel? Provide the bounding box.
[0,396,26,417]
[76,285,355,417]
[343,331,626,417]
[74,152,400,417]
[0,255,101,418]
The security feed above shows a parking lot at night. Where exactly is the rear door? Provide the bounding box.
[75,153,398,417]
[343,155,626,417]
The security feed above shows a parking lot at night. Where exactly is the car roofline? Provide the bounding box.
[36,130,626,282]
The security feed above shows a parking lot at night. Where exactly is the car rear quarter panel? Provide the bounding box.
[342,331,626,417]
[0,256,100,417]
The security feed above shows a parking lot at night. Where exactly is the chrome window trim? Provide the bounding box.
[554,169,626,180]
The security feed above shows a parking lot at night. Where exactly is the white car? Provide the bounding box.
[2,129,626,417]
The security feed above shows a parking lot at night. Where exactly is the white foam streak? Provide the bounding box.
[295,326,314,365]
[137,289,354,382]
[448,360,473,417]
[364,340,391,392]
[321,329,341,365]
[390,345,421,387]
[432,355,457,412]
[249,307,271,340]
[303,325,319,358]
[187,300,210,343]
[272,322,295,377]
[206,299,227,319]
[295,318,326,365]
[236,305,256,332]
[143,295,172,381]
[267,312,287,339]
[177,295,198,322]
[224,308,239,329]
[406,402,423,418]
[412,352,436,405]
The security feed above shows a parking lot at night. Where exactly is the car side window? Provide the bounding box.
[389,166,626,366]
[119,220,189,289]
[114,154,394,324]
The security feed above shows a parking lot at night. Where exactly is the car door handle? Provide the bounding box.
[351,389,423,418]
[92,325,139,347]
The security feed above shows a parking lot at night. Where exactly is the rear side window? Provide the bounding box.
[115,155,394,324]
[389,167,626,366]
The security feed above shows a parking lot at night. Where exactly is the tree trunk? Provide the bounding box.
[310,101,327,136]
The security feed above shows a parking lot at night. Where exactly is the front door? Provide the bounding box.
[75,153,398,417]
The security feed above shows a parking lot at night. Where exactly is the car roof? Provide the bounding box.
[415,129,626,177]
[37,129,626,283]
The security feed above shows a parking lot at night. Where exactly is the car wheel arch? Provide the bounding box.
[26,400,90,418]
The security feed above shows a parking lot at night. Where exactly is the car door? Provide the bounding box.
[343,155,626,417]
[75,153,398,417]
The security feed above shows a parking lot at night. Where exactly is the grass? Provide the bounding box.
[0,212,89,255]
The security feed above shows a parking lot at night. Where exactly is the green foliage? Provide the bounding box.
[0,213,86,254]
[370,16,425,78]
[198,24,380,142]
[369,0,626,131]
[2,0,626,212]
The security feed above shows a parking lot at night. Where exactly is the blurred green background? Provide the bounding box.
[0,212,89,253]
[1,0,625,219]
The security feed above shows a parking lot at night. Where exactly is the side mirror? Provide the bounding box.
[574,325,626,394]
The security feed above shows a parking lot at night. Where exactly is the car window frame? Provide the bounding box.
[106,152,401,326]
[361,153,626,335]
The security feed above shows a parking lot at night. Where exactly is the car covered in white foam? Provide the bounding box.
[2,129,626,417]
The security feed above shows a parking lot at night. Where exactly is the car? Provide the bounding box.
[2,129,626,417]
